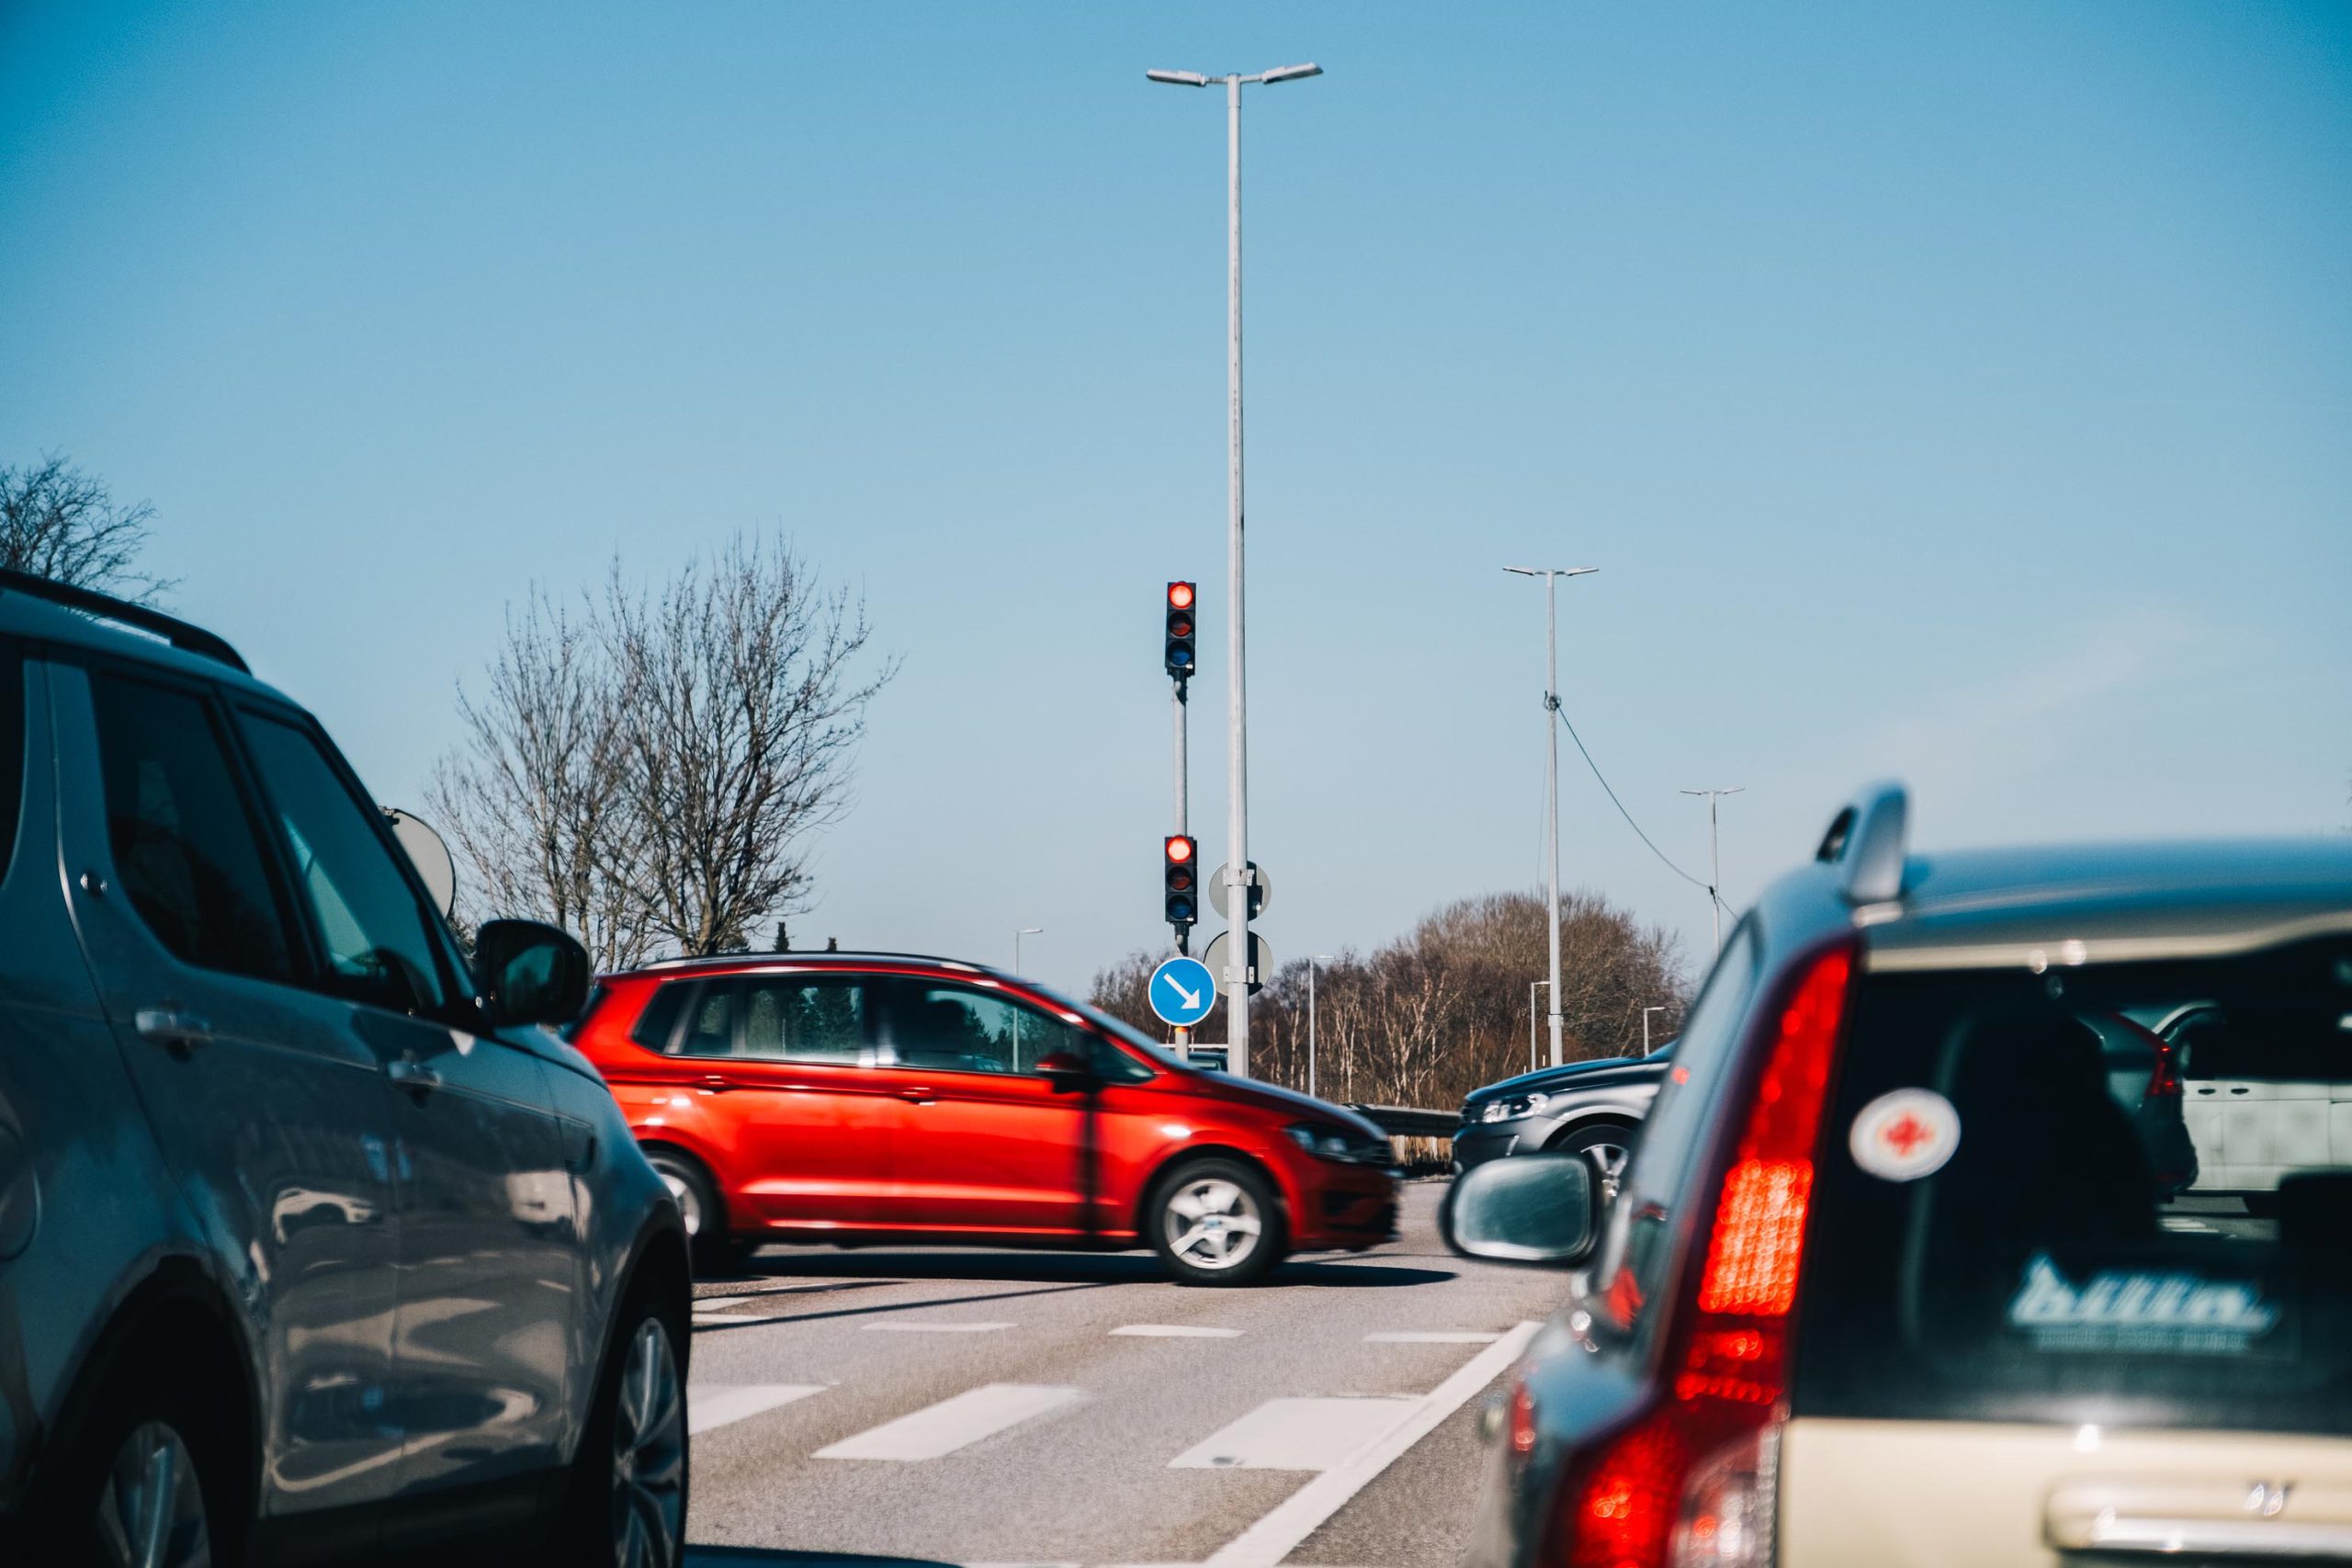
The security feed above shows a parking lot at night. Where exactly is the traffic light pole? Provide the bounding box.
[1171,677,1189,958]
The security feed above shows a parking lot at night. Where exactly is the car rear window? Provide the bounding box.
[0,642,22,887]
[1794,933,2352,1436]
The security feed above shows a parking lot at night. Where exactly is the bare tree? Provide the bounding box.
[0,454,172,602]
[603,534,897,955]
[425,586,656,971]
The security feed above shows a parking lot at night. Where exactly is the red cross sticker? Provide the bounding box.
[1882,1112,1935,1157]
[1849,1088,1962,1181]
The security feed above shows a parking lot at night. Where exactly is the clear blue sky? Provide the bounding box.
[5,2,2346,996]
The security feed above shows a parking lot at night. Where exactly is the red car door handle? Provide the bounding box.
[699,1074,733,1093]
[898,1087,937,1105]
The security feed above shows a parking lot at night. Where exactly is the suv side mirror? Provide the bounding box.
[1035,1050,1093,1092]
[476,919,591,1028]
[1440,1152,1600,1267]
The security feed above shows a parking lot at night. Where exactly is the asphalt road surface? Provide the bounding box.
[680,1180,1568,1568]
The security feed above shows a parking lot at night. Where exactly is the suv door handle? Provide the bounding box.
[898,1088,938,1105]
[135,1008,213,1053]
[387,1058,443,1095]
[2229,1086,2252,1095]
[698,1074,733,1094]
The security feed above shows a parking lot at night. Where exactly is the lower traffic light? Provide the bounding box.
[1164,835,1198,926]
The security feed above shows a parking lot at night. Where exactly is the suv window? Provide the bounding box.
[90,672,298,984]
[1794,934,2352,1436]
[888,982,1087,1076]
[1588,919,1763,1338]
[236,710,453,1015]
[630,980,693,1052]
[0,642,22,886]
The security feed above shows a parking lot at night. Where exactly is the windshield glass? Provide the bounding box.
[1794,932,2352,1435]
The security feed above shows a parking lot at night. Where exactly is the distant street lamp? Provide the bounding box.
[1306,953,1335,1100]
[1528,979,1553,1073]
[1147,59,1325,1081]
[1679,787,1745,953]
[1507,566,1598,1067]
[1013,927,1044,973]
[1642,1005,1668,1055]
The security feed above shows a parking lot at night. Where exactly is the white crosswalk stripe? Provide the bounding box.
[815,1383,1086,1461]
[1168,1395,1420,1472]
[689,1383,827,1436]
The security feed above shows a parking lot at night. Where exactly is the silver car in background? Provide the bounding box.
[0,570,692,1567]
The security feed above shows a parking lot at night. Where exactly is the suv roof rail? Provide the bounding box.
[1815,779,1908,905]
[0,567,250,674]
[620,950,992,976]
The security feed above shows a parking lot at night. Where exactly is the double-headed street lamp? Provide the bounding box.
[1506,565,1599,1068]
[1146,61,1324,1082]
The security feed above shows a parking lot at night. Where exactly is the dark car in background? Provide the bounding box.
[1442,783,2352,1568]
[1454,1050,1671,1200]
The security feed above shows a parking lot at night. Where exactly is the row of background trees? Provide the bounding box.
[1090,889,1689,1110]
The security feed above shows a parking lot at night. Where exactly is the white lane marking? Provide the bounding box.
[1363,1331,1502,1344]
[860,1320,1015,1334]
[1204,1321,1541,1566]
[1170,1396,1420,1472]
[687,1383,825,1436]
[1113,1325,1244,1338]
[816,1383,1084,1461]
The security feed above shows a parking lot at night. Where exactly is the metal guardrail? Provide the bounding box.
[1348,1104,1459,1139]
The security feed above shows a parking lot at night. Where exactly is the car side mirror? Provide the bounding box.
[475,919,591,1028]
[1035,1050,1093,1091]
[1440,1152,1599,1267]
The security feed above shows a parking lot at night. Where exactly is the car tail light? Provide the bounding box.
[2146,1037,2182,1100]
[1557,943,1857,1568]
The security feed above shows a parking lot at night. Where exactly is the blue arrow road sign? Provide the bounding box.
[1148,955,1218,1028]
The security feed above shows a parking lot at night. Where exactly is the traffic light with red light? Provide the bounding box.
[1164,581,1196,679]
[1164,835,1198,927]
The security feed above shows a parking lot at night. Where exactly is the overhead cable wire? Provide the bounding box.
[1551,704,1718,901]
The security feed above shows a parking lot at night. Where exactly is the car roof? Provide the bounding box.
[0,571,292,706]
[1860,837,2352,971]
[602,952,1010,984]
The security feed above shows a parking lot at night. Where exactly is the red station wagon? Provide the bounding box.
[570,953,1400,1284]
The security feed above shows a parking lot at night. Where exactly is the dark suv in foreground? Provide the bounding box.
[1445,783,2352,1568]
[0,570,691,1567]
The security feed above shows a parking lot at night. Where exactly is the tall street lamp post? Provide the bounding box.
[1013,927,1044,974]
[1146,61,1323,1080]
[1643,1004,1668,1055]
[1506,565,1598,1067]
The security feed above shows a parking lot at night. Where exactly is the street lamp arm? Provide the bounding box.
[1146,69,1213,86]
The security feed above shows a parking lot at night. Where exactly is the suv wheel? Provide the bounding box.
[645,1149,749,1274]
[1551,1121,1636,1204]
[1148,1158,1285,1287]
[557,1278,689,1568]
[50,1357,235,1568]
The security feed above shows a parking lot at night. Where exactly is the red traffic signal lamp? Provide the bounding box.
[1164,581,1196,679]
[1164,834,1198,926]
